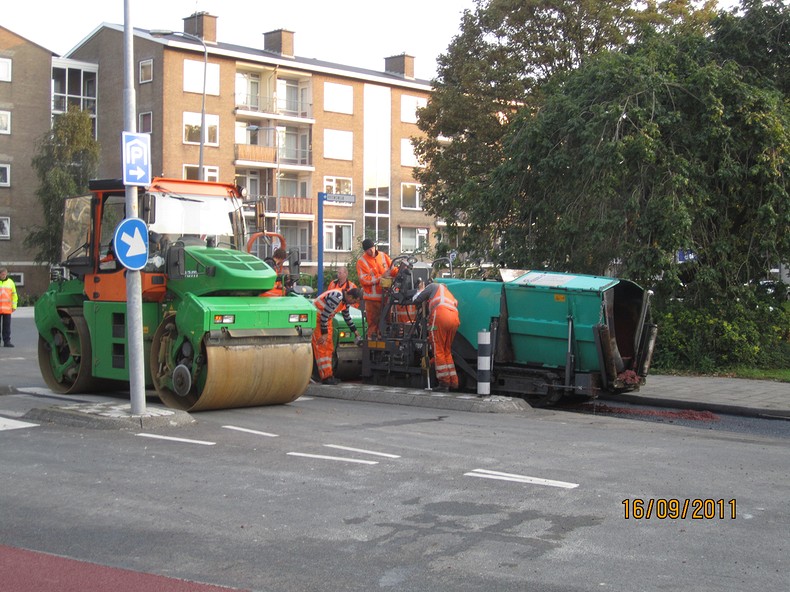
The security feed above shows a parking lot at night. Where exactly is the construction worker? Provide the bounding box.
[261,248,288,297]
[312,287,362,385]
[356,238,392,338]
[411,280,460,391]
[0,266,19,347]
[328,266,359,309]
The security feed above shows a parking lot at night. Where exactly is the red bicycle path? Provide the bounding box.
[0,545,249,591]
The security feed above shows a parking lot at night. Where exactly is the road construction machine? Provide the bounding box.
[34,178,316,411]
[348,256,657,406]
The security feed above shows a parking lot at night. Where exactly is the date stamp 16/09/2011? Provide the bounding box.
[622,498,736,520]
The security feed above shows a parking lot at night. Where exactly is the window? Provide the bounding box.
[0,111,9,134]
[401,183,422,210]
[401,138,420,167]
[401,227,428,253]
[235,170,260,198]
[324,222,354,252]
[324,129,353,161]
[401,95,427,123]
[183,59,220,95]
[183,112,219,146]
[139,59,153,83]
[184,165,219,182]
[138,112,152,134]
[324,176,352,195]
[235,72,260,109]
[6,272,23,286]
[0,58,11,82]
[51,61,98,124]
[324,82,353,114]
[0,216,9,240]
[0,164,8,187]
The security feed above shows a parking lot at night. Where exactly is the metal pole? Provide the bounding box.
[317,192,325,291]
[275,128,280,232]
[123,0,146,414]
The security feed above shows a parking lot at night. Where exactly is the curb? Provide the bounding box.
[600,392,790,421]
[23,402,196,430]
[307,383,533,414]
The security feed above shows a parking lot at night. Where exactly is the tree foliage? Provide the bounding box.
[414,0,718,259]
[25,107,100,264]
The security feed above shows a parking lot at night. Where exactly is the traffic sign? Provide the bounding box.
[324,193,356,204]
[122,132,152,186]
[113,218,149,271]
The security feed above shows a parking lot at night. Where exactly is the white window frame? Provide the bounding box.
[0,58,11,82]
[0,164,9,187]
[400,138,420,167]
[139,59,153,84]
[324,82,354,114]
[184,59,220,96]
[400,227,428,253]
[0,216,10,240]
[183,112,219,146]
[401,183,422,210]
[324,129,353,161]
[324,221,354,252]
[401,95,427,123]
[6,271,23,286]
[138,111,152,134]
[183,165,219,182]
[0,111,10,134]
[324,176,353,207]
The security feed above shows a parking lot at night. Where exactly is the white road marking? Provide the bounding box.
[323,444,400,458]
[287,452,378,465]
[0,417,39,431]
[465,468,579,489]
[222,425,279,437]
[135,433,216,446]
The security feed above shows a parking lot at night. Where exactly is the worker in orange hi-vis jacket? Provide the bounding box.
[411,280,460,392]
[327,265,358,295]
[260,248,288,297]
[312,287,362,385]
[355,238,392,338]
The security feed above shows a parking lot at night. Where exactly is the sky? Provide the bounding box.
[3,0,479,80]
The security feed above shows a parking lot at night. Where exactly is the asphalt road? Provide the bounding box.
[2,311,788,591]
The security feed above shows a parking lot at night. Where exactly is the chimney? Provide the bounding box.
[264,29,295,58]
[183,11,217,44]
[385,54,415,79]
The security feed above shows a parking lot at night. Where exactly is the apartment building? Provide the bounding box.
[67,12,436,277]
[0,27,60,295]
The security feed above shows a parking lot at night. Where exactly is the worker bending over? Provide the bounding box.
[356,238,392,339]
[312,287,362,385]
[411,280,460,392]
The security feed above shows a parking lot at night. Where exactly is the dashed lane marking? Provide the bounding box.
[465,468,579,489]
[135,433,216,446]
[222,425,279,437]
[323,444,400,458]
[287,452,378,465]
[0,417,39,431]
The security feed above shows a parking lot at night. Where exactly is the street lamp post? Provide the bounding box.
[150,29,207,180]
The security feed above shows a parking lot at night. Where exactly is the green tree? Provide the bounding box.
[489,27,789,302]
[25,107,100,264]
[413,0,717,261]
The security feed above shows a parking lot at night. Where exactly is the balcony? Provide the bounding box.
[235,144,277,165]
[235,144,313,168]
[259,195,313,216]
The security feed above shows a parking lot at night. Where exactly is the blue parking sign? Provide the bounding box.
[122,132,152,186]
[113,218,149,271]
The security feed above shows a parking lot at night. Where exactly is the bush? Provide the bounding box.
[652,294,790,373]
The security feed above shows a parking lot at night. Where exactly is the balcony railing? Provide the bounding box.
[258,195,313,216]
[236,94,313,119]
[235,144,312,167]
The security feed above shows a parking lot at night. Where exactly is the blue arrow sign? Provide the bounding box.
[122,132,152,186]
[113,218,149,271]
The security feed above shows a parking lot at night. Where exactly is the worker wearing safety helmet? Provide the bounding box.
[411,279,460,392]
[312,287,362,385]
[355,238,392,339]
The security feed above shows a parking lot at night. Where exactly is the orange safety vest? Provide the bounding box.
[0,277,17,314]
[356,251,392,301]
[428,284,458,316]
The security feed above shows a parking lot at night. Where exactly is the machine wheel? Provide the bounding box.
[37,311,97,394]
[150,315,202,411]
